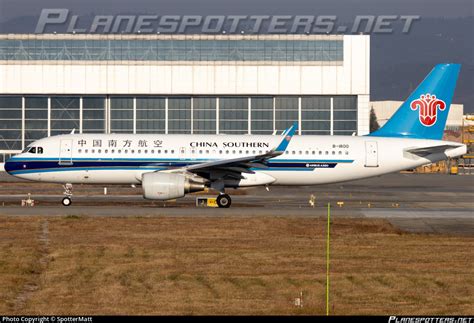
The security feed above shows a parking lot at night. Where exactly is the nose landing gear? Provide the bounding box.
[62,183,73,206]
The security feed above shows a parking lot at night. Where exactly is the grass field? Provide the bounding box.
[0,216,472,315]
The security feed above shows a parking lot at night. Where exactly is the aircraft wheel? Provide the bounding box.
[62,197,72,206]
[216,194,231,208]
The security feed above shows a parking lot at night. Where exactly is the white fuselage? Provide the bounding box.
[5,134,466,186]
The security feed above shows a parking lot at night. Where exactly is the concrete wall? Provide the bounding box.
[370,101,464,128]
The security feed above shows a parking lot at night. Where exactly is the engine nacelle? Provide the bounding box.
[142,172,206,200]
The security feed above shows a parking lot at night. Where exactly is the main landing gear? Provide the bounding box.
[62,183,73,206]
[216,194,231,208]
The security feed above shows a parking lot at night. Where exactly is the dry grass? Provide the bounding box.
[0,216,472,315]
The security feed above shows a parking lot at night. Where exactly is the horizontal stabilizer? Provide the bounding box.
[405,144,463,157]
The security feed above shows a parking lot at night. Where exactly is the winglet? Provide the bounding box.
[275,122,298,153]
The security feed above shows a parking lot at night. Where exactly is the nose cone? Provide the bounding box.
[4,158,14,175]
[4,157,21,176]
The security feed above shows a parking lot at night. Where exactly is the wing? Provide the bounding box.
[405,144,463,157]
[178,122,298,181]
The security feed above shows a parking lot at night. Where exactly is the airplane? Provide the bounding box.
[4,63,467,208]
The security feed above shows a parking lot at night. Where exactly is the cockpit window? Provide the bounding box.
[26,147,43,154]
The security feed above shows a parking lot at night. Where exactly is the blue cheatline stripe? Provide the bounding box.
[9,167,167,175]
[6,158,354,175]
[10,166,315,175]
[10,157,354,163]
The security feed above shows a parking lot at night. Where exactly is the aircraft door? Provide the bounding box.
[364,141,378,167]
[59,139,73,165]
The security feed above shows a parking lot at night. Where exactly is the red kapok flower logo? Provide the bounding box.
[410,93,446,127]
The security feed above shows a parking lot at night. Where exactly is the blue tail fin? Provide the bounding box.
[369,63,461,140]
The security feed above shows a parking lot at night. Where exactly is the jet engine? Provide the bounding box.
[142,172,206,200]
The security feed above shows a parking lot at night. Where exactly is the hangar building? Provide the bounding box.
[0,34,370,163]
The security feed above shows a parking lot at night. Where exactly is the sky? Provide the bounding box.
[1,0,473,23]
